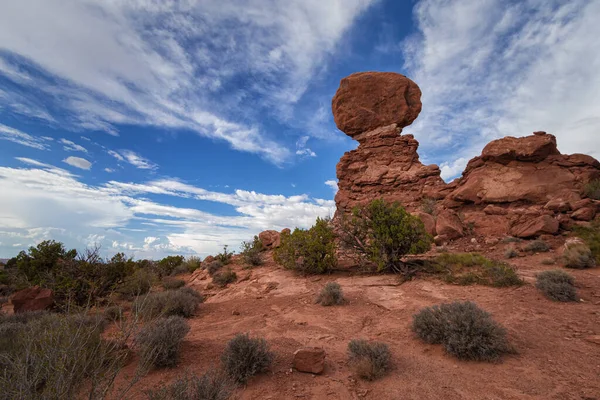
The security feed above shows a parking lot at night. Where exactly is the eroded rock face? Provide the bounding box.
[12,286,54,313]
[332,72,422,138]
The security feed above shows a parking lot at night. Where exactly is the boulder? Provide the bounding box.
[435,210,464,240]
[293,347,326,374]
[510,215,559,238]
[412,211,436,236]
[572,207,596,221]
[332,72,422,138]
[259,230,281,249]
[203,255,215,264]
[12,286,54,314]
[484,205,508,215]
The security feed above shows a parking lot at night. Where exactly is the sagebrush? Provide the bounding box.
[536,270,578,302]
[135,316,190,368]
[316,282,345,306]
[145,369,233,400]
[134,288,201,320]
[347,339,391,380]
[221,333,273,384]
[241,236,264,266]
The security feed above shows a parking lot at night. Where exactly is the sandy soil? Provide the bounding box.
[116,244,600,400]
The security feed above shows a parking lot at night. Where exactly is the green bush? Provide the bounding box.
[117,268,157,299]
[340,199,432,275]
[182,256,202,274]
[135,316,190,368]
[15,240,77,284]
[157,256,185,277]
[212,269,237,287]
[573,219,600,264]
[536,270,578,302]
[412,301,512,361]
[241,236,264,266]
[163,278,186,290]
[274,217,337,274]
[134,288,201,320]
[145,369,233,400]
[215,246,234,265]
[347,339,391,381]
[523,240,550,253]
[316,282,345,306]
[221,333,273,384]
[584,179,600,200]
[207,260,224,276]
[432,253,523,287]
[562,244,596,269]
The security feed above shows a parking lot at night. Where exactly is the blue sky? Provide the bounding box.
[1,0,599,259]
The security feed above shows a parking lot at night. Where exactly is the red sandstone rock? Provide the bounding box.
[412,211,436,236]
[259,230,281,249]
[293,347,325,374]
[12,286,54,313]
[484,205,508,215]
[510,215,559,238]
[332,72,422,138]
[203,255,215,264]
[435,210,464,240]
[572,207,596,221]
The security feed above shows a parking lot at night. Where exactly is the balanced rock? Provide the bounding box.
[12,285,54,313]
[259,230,281,249]
[293,347,325,374]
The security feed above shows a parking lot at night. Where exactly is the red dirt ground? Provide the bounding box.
[115,242,600,400]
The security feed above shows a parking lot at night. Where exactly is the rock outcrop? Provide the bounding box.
[332,71,600,240]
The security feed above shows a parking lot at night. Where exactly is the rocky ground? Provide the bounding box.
[116,244,600,400]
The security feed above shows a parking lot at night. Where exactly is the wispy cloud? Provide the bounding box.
[63,156,91,170]
[108,149,157,170]
[0,0,377,164]
[295,136,317,158]
[402,0,600,179]
[0,123,48,150]
[324,179,338,194]
[60,138,88,153]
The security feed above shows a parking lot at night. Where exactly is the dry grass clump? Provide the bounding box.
[145,369,233,400]
[207,260,224,276]
[162,278,186,290]
[212,269,237,287]
[504,247,518,259]
[523,240,550,253]
[135,316,190,368]
[315,282,345,306]
[412,301,512,362]
[134,288,201,320]
[562,244,596,269]
[347,339,391,381]
[221,333,273,384]
[432,253,523,287]
[536,270,578,302]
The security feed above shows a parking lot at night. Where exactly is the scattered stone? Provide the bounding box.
[12,286,54,313]
[232,310,240,316]
[293,347,326,374]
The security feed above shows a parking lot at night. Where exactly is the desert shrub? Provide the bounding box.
[274,217,337,274]
[432,253,523,287]
[573,219,600,264]
[420,197,437,215]
[178,286,204,302]
[221,333,273,384]
[316,282,345,306]
[412,301,512,361]
[504,247,518,259]
[541,258,556,265]
[340,199,432,275]
[182,256,202,274]
[117,268,157,299]
[241,236,264,267]
[562,244,596,269]
[135,316,190,369]
[584,179,600,200]
[347,339,391,381]
[212,269,237,287]
[0,311,132,399]
[536,270,578,302]
[104,305,124,321]
[207,260,224,276]
[523,240,550,253]
[15,240,77,283]
[501,236,522,244]
[134,288,201,320]
[215,246,234,265]
[145,369,233,400]
[163,278,186,290]
[157,256,185,277]
[170,264,190,276]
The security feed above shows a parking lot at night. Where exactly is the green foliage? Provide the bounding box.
[562,244,596,269]
[221,333,273,384]
[145,369,233,400]
[241,236,264,266]
[215,246,234,265]
[573,218,600,264]
[212,269,237,287]
[117,268,157,299]
[431,253,523,287]
[134,288,202,320]
[163,278,186,290]
[523,240,550,253]
[347,339,391,381]
[584,179,600,200]
[157,256,185,277]
[316,282,344,306]
[536,270,578,302]
[273,217,337,274]
[135,316,190,368]
[412,301,512,361]
[16,240,77,284]
[182,256,202,274]
[340,199,432,274]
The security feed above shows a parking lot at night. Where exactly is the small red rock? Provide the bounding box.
[293,347,326,374]
[12,285,54,314]
[571,207,596,221]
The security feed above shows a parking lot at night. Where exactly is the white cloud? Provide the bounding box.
[63,156,92,170]
[0,123,48,150]
[440,157,468,181]
[104,168,115,173]
[324,180,338,194]
[107,149,157,170]
[402,0,600,172]
[295,135,317,157]
[0,0,377,164]
[60,138,88,153]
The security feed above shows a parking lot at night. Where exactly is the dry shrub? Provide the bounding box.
[523,240,550,253]
[316,282,345,306]
[347,339,391,381]
[117,268,157,299]
[104,305,124,322]
[162,278,186,290]
[432,253,523,287]
[207,261,223,277]
[412,301,512,362]
[145,369,233,400]
[536,270,578,302]
[221,333,273,384]
[504,247,518,259]
[584,179,600,200]
[241,236,264,267]
[135,316,190,369]
[212,269,237,287]
[134,288,201,320]
[562,244,596,269]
